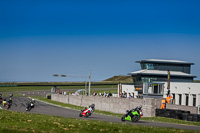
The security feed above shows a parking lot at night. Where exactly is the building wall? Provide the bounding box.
[162,82,200,107]
[51,94,156,117]
[120,84,138,98]
[119,82,200,113]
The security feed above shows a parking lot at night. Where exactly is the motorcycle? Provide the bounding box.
[121,106,143,122]
[6,101,12,109]
[79,104,95,118]
[26,102,34,111]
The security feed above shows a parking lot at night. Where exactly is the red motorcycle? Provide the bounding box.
[79,104,95,118]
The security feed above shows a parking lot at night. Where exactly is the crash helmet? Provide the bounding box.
[32,99,35,103]
[136,105,142,110]
[91,104,95,107]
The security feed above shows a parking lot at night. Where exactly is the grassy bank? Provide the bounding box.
[0,85,117,92]
[0,110,197,133]
[34,97,200,127]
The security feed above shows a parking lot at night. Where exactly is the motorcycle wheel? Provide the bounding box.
[26,106,31,111]
[121,115,126,121]
[85,112,89,118]
[132,115,140,122]
[79,113,83,117]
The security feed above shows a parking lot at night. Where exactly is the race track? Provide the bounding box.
[1,97,200,131]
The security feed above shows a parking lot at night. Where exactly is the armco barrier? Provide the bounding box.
[51,94,156,117]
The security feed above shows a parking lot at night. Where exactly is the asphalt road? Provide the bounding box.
[1,97,200,131]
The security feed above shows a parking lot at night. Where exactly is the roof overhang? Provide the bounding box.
[128,70,196,78]
[136,59,194,65]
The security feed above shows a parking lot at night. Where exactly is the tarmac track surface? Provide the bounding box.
[1,97,200,131]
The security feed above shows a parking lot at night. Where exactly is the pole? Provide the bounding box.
[167,70,170,96]
[88,70,91,96]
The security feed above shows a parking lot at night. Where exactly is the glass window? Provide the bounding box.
[179,94,182,105]
[141,63,146,69]
[193,94,196,106]
[185,94,189,106]
[159,84,164,94]
[145,63,154,70]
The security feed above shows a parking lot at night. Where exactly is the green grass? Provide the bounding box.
[0,110,197,133]
[142,117,200,126]
[103,75,133,83]
[0,85,117,92]
[33,96,200,127]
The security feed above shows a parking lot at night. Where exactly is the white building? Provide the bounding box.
[118,59,200,107]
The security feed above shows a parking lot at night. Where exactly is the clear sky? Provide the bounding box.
[0,0,200,82]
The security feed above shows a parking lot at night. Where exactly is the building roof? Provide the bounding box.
[136,59,194,65]
[128,69,196,78]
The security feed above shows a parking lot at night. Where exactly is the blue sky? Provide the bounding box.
[0,0,200,82]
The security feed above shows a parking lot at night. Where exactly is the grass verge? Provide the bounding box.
[0,85,117,92]
[0,110,197,133]
[33,96,200,127]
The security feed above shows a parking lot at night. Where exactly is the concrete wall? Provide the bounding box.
[52,94,156,117]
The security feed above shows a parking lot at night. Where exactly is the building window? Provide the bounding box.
[159,84,164,94]
[143,83,164,95]
[141,63,146,69]
[193,94,196,106]
[185,94,189,106]
[172,94,175,99]
[146,63,154,70]
[179,94,182,105]
[153,84,158,93]
[141,63,154,70]
[172,93,175,104]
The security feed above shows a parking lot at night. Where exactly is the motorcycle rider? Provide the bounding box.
[8,93,13,105]
[26,99,35,111]
[83,104,95,113]
[6,99,12,109]
[127,106,142,116]
[29,99,35,105]
[3,99,7,107]
[88,104,95,113]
